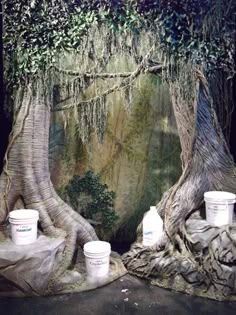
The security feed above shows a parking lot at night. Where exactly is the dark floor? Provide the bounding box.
[1,275,236,315]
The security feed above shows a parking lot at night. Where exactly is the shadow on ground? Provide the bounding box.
[1,275,236,315]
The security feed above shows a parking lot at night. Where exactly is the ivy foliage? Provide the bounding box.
[4,0,142,87]
[4,0,98,86]
[59,171,118,237]
[4,0,235,87]
[157,1,235,71]
[137,0,235,71]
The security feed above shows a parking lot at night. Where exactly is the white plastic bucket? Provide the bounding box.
[204,191,236,226]
[84,241,111,280]
[9,209,39,245]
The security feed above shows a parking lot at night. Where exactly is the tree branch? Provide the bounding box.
[53,64,164,109]
[55,65,164,81]
[52,63,144,112]
[53,33,113,104]
[52,45,163,112]
[144,65,164,75]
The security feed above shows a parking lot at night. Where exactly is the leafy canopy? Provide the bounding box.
[4,0,235,87]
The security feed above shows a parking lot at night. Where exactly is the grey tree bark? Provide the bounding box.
[123,71,236,300]
[0,84,99,290]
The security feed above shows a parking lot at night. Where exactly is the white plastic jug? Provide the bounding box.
[143,206,163,246]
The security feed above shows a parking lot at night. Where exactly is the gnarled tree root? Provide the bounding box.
[123,219,236,301]
[0,85,127,296]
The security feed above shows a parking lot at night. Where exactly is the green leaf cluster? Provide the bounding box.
[4,0,235,88]
[4,0,98,87]
[155,0,235,72]
[59,171,118,237]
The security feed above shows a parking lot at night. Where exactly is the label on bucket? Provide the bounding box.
[206,203,233,226]
[11,223,37,245]
[85,257,110,278]
[16,225,32,233]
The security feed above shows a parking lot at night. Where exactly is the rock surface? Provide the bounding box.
[0,235,65,295]
[0,235,127,297]
[123,219,236,300]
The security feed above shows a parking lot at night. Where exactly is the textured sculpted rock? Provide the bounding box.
[123,219,236,301]
[0,236,65,295]
[0,234,127,297]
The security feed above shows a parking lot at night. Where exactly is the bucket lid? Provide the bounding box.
[9,209,39,220]
[84,241,111,254]
[204,191,236,202]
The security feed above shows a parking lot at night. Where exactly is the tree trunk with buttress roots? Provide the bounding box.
[123,71,236,300]
[0,85,98,283]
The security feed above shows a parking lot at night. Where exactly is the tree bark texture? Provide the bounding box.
[123,73,236,300]
[0,85,102,292]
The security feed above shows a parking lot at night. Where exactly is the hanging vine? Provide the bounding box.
[3,0,235,189]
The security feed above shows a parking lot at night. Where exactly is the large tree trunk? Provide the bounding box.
[0,84,99,288]
[123,71,236,300]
